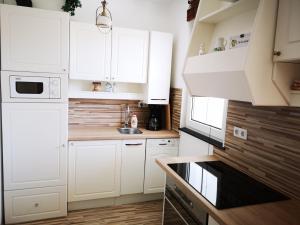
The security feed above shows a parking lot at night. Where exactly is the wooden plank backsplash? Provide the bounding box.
[170,88,182,131]
[215,101,300,200]
[69,99,150,128]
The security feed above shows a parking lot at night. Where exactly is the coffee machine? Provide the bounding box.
[147,105,164,131]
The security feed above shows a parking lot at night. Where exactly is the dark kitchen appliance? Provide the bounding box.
[163,177,208,225]
[147,105,163,131]
[168,161,289,209]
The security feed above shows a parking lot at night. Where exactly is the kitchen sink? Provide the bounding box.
[117,128,143,134]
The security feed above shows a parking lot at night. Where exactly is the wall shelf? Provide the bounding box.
[198,0,259,24]
[69,91,144,100]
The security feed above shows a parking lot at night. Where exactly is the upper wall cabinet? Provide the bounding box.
[274,0,300,62]
[183,0,287,106]
[0,5,69,74]
[111,27,149,83]
[144,31,173,105]
[70,22,111,81]
[272,0,300,106]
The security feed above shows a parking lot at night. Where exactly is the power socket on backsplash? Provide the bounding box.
[233,126,248,140]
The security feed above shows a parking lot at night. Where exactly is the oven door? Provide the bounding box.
[163,181,208,225]
[10,75,50,99]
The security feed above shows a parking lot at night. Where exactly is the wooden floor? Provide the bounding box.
[17,201,163,225]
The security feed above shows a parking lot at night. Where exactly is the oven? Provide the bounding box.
[163,177,208,225]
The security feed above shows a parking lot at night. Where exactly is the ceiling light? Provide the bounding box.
[96,0,112,33]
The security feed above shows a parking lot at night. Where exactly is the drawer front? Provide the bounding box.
[5,186,67,224]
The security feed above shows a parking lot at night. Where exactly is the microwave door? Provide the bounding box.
[10,76,50,99]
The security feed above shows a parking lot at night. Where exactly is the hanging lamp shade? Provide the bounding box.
[96,0,112,33]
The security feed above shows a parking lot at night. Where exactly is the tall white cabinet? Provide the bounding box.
[111,27,149,83]
[70,22,111,81]
[2,103,68,224]
[274,0,300,62]
[144,31,173,105]
[0,4,69,74]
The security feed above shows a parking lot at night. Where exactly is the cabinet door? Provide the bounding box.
[145,31,173,105]
[2,103,68,190]
[112,27,149,83]
[0,5,69,73]
[70,22,111,81]
[144,151,177,194]
[274,0,300,61]
[68,141,122,202]
[121,140,146,195]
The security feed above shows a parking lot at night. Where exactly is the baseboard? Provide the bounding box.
[68,192,164,211]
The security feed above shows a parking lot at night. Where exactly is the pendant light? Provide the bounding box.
[96,0,112,33]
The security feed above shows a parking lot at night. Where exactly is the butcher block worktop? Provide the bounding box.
[156,155,300,225]
[69,126,180,141]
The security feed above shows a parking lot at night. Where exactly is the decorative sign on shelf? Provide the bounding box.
[229,33,251,49]
[187,0,200,21]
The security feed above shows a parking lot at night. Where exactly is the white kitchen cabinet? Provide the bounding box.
[4,186,67,224]
[68,141,122,202]
[112,27,149,83]
[0,4,69,74]
[121,140,146,195]
[144,139,179,194]
[144,31,173,105]
[70,22,111,81]
[274,0,300,62]
[2,103,68,190]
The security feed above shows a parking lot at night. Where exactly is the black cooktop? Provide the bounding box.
[168,161,289,209]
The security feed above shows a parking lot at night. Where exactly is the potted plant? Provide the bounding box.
[62,0,82,16]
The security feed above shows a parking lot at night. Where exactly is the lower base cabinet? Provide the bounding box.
[4,186,67,224]
[121,140,146,195]
[68,141,122,202]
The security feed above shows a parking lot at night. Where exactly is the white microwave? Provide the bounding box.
[10,75,61,99]
[1,71,67,103]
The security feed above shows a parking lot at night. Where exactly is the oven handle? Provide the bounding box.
[174,186,193,208]
[164,197,190,225]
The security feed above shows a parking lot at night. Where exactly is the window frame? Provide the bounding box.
[185,96,228,143]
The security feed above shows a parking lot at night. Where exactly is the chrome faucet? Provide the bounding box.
[124,105,131,128]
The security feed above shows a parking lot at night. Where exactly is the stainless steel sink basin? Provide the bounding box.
[117,128,143,134]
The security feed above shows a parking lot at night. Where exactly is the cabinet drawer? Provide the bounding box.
[4,186,67,224]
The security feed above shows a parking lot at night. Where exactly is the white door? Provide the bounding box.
[146,31,173,105]
[2,103,68,190]
[0,4,69,73]
[121,140,145,195]
[70,22,111,81]
[274,0,300,61]
[112,27,149,83]
[68,141,122,202]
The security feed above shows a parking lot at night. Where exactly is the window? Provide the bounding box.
[186,96,228,142]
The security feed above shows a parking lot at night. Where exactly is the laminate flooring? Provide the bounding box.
[17,200,163,225]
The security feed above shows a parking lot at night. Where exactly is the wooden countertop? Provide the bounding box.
[156,155,300,225]
[69,126,180,141]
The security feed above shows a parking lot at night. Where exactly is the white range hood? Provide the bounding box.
[183,0,287,106]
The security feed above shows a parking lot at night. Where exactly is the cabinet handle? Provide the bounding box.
[34,203,39,207]
[151,99,167,101]
[125,143,143,146]
[273,50,281,56]
[159,143,167,146]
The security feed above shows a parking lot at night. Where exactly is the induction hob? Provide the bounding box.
[168,161,289,209]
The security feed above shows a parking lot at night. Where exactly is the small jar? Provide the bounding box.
[92,81,101,92]
[131,115,138,128]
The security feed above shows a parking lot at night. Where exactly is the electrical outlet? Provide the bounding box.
[233,126,247,140]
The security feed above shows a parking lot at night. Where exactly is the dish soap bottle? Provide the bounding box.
[131,115,138,128]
